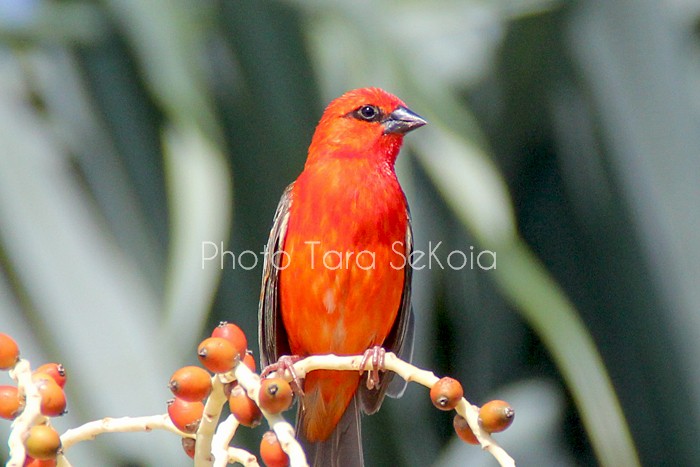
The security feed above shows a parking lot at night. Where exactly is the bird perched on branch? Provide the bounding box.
[259,87,426,466]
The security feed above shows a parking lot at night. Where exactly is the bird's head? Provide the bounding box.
[307,87,426,166]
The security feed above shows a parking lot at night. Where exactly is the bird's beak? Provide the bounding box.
[383,106,427,135]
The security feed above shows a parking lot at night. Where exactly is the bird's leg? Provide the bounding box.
[261,355,305,398]
[359,346,386,390]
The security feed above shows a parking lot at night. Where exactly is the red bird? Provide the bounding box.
[259,87,426,466]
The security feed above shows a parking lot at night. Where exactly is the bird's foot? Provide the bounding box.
[360,346,386,390]
[261,355,304,397]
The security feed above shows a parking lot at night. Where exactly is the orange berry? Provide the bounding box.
[228,384,262,427]
[169,366,212,402]
[167,397,204,433]
[453,414,479,445]
[0,385,23,420]
[35,364,67,389]
[479,400,515,433]
[24,425,61,460]
[430,377,463,411]
[258,378,293,414]
[32,373,66,417]
[243,351,256,372]
[197,337,237,373]
[0,333,20,370]
[212,322,247,359]
[181,437,196,459]
[259,430,289,467]
[24,457,58,467]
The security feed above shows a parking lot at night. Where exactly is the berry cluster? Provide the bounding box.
[1,333,66,466]
[2,325,516,466]
[166,322,294,466]
[430,376,515,445]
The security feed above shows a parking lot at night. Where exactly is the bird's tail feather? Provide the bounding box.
[297,395,364,467]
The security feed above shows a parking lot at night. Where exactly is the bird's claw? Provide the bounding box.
[261,355,305,398]
[360,346,386,390]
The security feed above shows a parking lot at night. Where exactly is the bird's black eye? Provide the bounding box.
[356,105,381,122]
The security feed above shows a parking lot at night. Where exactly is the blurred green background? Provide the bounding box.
[1,0,699,465]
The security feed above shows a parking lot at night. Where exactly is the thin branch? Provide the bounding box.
[7,359,46,467]
[211,415,241,467]
[288,352,516,467]
[226,446,259,467]
[195,375,228,466]
[60,414,191,450]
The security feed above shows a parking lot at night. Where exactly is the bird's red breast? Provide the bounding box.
[281,160,407,357]
[280,159,407,440]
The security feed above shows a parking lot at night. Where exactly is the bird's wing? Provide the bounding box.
[359,212,415,413]
[258,183,294,367]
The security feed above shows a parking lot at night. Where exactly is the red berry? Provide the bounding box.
[430,377,463,411]
[167,397,204,433]
[212,322,247,359]
[260,431,289,467]
[258,378,293,414]
[34,364,67,389]
[32,373,66,417]
[479,400,515,433]
[0,385,23,419]
[453,414,479,445]
[24,457,58,467]
[181,437,196,459]
[0,333,20,370]
[228,384,262,427]
[197,337,237,373]
[24,425,61,460]
[243,352,256,372]
[169,366,212,402]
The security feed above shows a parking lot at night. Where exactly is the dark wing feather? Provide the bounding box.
[358,212,415,413]
[258,183,294,368]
